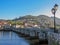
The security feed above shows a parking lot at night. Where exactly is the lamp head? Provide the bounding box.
[51,8,55,14]
[54,4,58,10]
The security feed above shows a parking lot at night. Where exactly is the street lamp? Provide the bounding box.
[51,4,58,33]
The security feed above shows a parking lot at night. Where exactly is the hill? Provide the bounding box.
[13,15,60,28]
[1,15,60,28]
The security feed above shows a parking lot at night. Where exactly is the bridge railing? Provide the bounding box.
[48,32,59,45]
[2,27,46,40]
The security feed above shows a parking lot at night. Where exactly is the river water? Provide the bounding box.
[0,31,30,45]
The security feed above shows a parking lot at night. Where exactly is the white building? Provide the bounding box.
[0,25,1,28]
[12,25,21,28]
[3,24,11,29]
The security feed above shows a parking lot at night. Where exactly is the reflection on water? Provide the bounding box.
[0,31,30,45]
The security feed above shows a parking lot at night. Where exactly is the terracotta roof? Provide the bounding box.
[0,21,8,25]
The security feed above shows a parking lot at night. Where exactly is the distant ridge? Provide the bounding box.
[13,15,60,26]
[0,15,60,26]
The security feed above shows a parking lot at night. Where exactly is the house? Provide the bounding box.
[12,24,22,28]
[33,24,40,28]
[0,21,12,29]
[15,25,21,28]
[3,24,11,29]
[0,22,3,29]
[0,25,1,28]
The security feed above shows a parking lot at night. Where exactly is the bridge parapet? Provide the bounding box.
[2,27,47,40]
[48,32,59,45]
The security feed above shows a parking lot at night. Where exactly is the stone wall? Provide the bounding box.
[48,32,59,45]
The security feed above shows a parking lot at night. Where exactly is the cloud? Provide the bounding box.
[33,8,60,18]
[55,9,60,18]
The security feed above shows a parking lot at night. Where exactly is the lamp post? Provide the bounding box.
[51,4,58,33]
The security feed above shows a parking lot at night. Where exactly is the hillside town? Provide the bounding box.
[0,20,54,30]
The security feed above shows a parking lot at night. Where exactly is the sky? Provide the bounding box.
[0,0,60,19]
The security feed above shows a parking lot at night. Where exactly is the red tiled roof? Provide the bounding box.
[0,21,8,25]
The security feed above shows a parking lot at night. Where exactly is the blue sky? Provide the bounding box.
[0,0,60,19]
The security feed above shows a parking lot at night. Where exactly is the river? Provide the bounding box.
[0,31,30,45]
